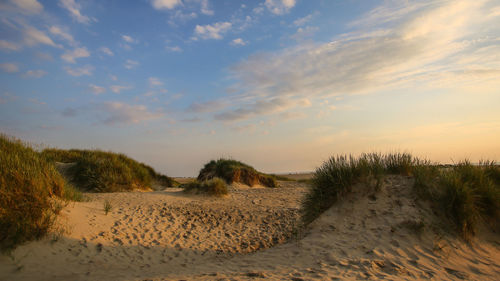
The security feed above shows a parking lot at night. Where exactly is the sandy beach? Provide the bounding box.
[1,176,498,280]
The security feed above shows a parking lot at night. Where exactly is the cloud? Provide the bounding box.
[181,117,201,123]
[279,111,307,120]
[290,26,319,41]
[0,40,20,52]
[229,0,500,103]
[230,38,246,46]
[59,0,94,24]
[124,59,139,69]
[165,45,182,52]
[0,63,19,73]
[200,0,214,15]
[23,26,58,47]
[186,100,227,113]
[0,92,17,104]
[24,69,47,78]
[61,47,90,63]
[89,84,106,95]
[97,102,163,125]
[49,26,76,46]
[294,13,314,26]
[151,0,182,10]
[99,46,113,56]
[28,98,46,105]
[65,65,93,76]
[194,22,231,40]
[10,0,43,14]
[110,85,131,93]
[265,0,296,15]
[121,35,137,43]
[148,77,163,87]
[214,97,309,122]
[168,10,197,26]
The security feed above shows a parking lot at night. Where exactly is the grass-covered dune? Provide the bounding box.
[0,135,82,251]
[197,158,277,187]
[41,148,176,192]
[302,152,500,240]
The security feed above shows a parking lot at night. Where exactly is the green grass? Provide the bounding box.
[197,158,277,187]
[41,148,176,192]
[182,177,228,196]
[103,200,112,215]
[301,153,499,240]
[0,134,82,251]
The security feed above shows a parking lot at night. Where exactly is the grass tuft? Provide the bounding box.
[182,177,228,196]
[103,200,112,215]
[197,158,277,187]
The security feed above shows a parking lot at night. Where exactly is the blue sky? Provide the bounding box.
[1,0,499,176]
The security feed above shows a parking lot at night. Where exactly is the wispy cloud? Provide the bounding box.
[24,69,47,78]
[124,59,139,69]
[265,0,296,15]
[61,47,90,63]
[89,84,106,95]
[148,77,163,87]
[165,45,182,52]
[230,38,246,46]
[23,26,59,47]
[99,46,114,56]
[65,65,93,76]
[294,13,315,26]
[49,26,77,46]
[229,0,500,106]
[28,98,46,105]
[97,102,163,125]
[0,92,17,104]
[214,97,310,122]
[0,40,20,52]
[187,100,227,113]
[0,62,19,73]
[9,0,43,14]
[193,22,231,40]
[110,85,132,93]
[59,0,95,24]
[200,0,214,15]
[151,0,182,10]
[62,101,164,125]
[121,35,137,43]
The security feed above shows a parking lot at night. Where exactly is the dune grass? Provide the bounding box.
[197,158,277,187]
[41,148,176,192]
[0,135,82,251]
[182,177,228,196]
[301,152,500,239]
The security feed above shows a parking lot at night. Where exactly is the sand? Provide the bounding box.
[1,176,499,280]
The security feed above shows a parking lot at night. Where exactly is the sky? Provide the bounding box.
[1,0,499,176]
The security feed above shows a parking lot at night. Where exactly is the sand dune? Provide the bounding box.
[1,177,499,280]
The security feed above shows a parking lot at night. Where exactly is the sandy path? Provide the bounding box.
[1,177,499,280]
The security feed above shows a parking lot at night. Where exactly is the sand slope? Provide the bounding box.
[1,177,499,280]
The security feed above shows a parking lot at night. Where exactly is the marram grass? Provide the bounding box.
[0,134,82,251]
[301,152,499,240]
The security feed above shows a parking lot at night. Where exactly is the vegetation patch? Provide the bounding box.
[0,135,82,251]
[301,153,499,240]
[197,158,277,187]
[182,177,228,196]
[41,148,176,192]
